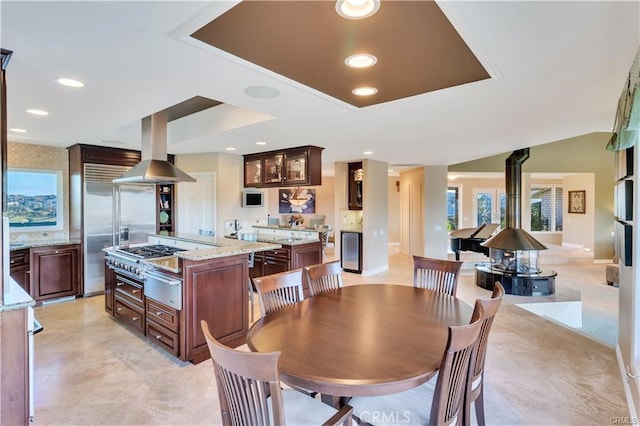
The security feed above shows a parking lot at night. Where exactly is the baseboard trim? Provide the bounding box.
[362,264,389,276]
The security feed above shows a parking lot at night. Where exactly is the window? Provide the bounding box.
[530,186,563,232]
[7,168,63,231]
[447,187,459,231]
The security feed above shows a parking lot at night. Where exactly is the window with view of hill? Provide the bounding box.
[7,169,63,231]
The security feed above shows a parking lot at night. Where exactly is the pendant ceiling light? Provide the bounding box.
[335,0,380,20]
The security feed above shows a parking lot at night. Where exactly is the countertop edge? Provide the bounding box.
[1,277,36,311]
[10,239,81,251]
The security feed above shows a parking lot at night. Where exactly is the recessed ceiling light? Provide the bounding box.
[244,86,280,99]
[345,53,377,69]
[56,78,84,88]
[363,151,373,155]
[26,109,48,116]
[225,147,236,151]
[9,128,27,133]
[335,0,380,19]
[256,141,267,146]
[352,87,378,96]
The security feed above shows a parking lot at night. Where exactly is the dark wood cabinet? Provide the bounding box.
[104,261,115,315]
[30,244,80,301]
[348,161,363,210]
[157,184,175,234]
[146,298,180,356]
[9,249,30,293]
[243,145,324,188]
[181,254,249,364]
[251,241,323,298]
[244,154,263,187]
[113,272,145,335]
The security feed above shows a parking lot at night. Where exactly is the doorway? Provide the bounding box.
[472,188,505,227]
[177,172,216,235]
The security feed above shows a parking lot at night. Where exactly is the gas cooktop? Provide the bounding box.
[115,244,185,259]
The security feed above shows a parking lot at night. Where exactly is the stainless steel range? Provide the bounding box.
[106,244,185,309]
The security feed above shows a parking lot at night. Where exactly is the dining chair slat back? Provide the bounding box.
[464,282,504,426]
[252,269,304,317]
[430,313,483,426]
[200,320,353,426]
[349,311,484,426]
[303,260,343,297]
[413,255,463,297]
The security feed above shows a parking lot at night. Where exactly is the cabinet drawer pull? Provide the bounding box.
[156,334,163,340]
[10,260,15,264]
[117,307,124,312]
[55,250,60,254]
[27,271,30,274]
[156,311,162,316]
[132,289,140,294]
[132,316,140,321]
[116,282,124,287]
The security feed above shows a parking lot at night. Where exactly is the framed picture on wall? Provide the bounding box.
[568,190,586,214]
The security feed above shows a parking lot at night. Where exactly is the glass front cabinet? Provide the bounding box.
[244,155,263,186]
[243,145,324,188]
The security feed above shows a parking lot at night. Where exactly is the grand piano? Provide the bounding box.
[449,223,500,261]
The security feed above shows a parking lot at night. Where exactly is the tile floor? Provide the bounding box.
[31,247,627,425]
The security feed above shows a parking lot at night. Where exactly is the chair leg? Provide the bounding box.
[474,387,486,426]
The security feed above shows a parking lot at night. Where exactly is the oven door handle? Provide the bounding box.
[143,270,182,286]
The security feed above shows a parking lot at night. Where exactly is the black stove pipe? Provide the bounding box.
[504,148,529,229]
[482,148,547,251]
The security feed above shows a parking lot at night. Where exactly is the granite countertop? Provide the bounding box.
[10,239,81,251]
[252,224,324,232]
[147,233,283,261]
[1,277,35,311]
[224,234,321,245]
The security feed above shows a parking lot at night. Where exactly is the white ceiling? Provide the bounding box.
[2,1,639,176]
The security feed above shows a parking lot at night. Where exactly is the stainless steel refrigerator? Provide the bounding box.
[83,164,156,296]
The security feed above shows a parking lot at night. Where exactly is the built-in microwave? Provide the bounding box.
[242,189,264,208]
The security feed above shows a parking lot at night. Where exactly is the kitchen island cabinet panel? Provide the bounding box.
[104,262,115,315]
[30,244,80,301]
[114,295,145,334]
[146,319,180,357]
[181,254,248,364]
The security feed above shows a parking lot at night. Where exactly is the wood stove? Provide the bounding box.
[475,149,557,296]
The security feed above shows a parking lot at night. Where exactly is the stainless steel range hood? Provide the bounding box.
[482,148,547,251]
[113,112,195,184]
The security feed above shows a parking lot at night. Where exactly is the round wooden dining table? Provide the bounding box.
[247,284,474,401]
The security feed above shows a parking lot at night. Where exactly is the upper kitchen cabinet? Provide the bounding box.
[157,184,175,235]
[243,145,324,188]
[244,154,262,187]
[348,161,363,210]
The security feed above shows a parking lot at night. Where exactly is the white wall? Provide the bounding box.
[362,159,389,275]
[387,177,401,243]
[562,174,596,252]
[423,166,448,258]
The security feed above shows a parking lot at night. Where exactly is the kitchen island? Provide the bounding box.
[104,234,282,364]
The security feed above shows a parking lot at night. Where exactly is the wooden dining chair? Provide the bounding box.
[464,282,504,426]
[303,260,343,297]
[200,320,353,426]
[252,269,304,317]
[348,311,484,426]
[413,255,464,297]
